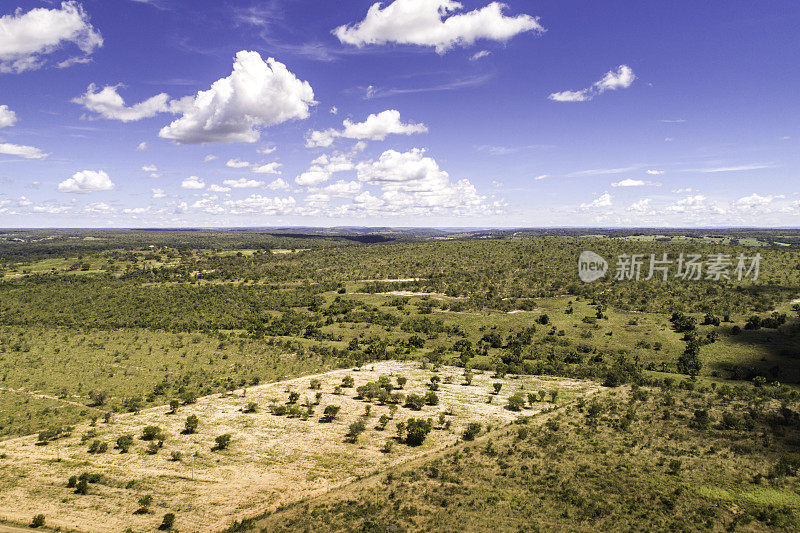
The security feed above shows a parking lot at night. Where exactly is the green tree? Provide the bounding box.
[404,418,433,446]
[183,414,199,434]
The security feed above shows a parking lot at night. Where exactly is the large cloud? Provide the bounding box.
[0,105,17,128]
[159,51,316,143]
[306,109,427,148]
[57,170,114,193]
[549,65,635,102]
[0,142,48,160]
[356,148,449,192]
[0,2,103,74]
[72,84,169,122]
[352,148,492,215]
[333,0,543,53]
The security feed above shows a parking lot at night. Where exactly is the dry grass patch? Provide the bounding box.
[0,361,598,532]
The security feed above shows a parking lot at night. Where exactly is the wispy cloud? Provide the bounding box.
[476,144,553,155]
[549,65,635,102]
[688,164,774,173]
[566,165,641,177]
[364,74,493,99]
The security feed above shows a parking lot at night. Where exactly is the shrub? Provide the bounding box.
[463,422,481,441]
[116,435,134,453]
[135,494,153,514]
[288,391,300,404]
[183,415,199,434]
[506,392,526,411]
[378,376,393,391]
[405,418,433,446]
[271,404,288,416]
[346,419,367,443]
[146,442,160,455]
[88,440,100,453]
[159,512,175,530]
[30,514,45,528]
[75,478,89,495]
[693,409,711,429]
[382,439,394,453]
[124,396,143,413]
[309,379,321,390]
[242,402,258,413]
[396,376,407,388]
[170,451,183,462]
[213,434,232,451]
[37,426,67,444]
[341,375,355,388]
[492,383,502,394]
[425,391,439,406]
[141,425,164,441]
[405,394,425,410]
[88,390,107,407]
[169,399,180,413]
[771,453,800,477]
[322,405,340,422]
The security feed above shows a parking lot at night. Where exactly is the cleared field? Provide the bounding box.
[0,361,599,532]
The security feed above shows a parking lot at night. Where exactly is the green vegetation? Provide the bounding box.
[2,228,800,531]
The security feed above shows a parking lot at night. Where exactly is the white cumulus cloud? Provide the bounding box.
[734,193,784,209]
[580,192,612,208]
[0,105,18,128]
[225,158,251,169]
[333,0,544,54]
[353,147,493,216]
[628,198,652,213]
[611,178,660,187]
[266,178,290,190]
[58,169,114,193]
[72,84,170,122]
[0,1,103,74]
[253,162,282,174]
[181,176,205,189]
[222,178,264,189]
[159,51,316,144]
[306,109,428,148]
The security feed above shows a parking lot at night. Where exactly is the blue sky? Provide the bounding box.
[0,0,798,228]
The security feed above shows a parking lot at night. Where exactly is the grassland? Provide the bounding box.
[261,382,800,532]
[0,229,799,531]
[0,362,597,531]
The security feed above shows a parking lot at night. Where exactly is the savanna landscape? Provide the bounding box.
[0,228,799,531]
